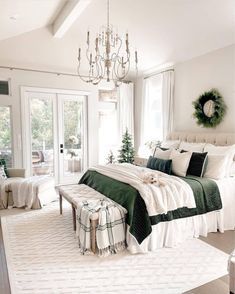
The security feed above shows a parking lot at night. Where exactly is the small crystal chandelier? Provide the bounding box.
[77,0,138,86]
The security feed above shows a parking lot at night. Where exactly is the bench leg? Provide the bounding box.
[59,193,63,214]
[91,219,97,254]
[72,204,76,231]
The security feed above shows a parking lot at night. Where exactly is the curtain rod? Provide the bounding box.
[0,65,132,83]
[144,68,174,80]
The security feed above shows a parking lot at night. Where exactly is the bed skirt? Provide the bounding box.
[126,176,235,253]
[127,209,235,254]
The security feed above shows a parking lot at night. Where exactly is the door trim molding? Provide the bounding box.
[21,86,90,180]
[21,86,90,96]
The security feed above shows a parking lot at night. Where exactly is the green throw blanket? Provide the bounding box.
[79,171,222,244]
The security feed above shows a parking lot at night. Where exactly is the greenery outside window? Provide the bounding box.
[0,106,13,167]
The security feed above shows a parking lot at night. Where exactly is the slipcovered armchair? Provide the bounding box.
[0,167,26,209]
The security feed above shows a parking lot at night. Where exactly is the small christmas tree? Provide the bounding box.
[118,128,135,163]
[106,150,115,164]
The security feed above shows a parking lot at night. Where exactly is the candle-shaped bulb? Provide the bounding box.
[135,51,138,64]
[90,53,92,65]
[87,31,90,46]
[126,39,129,53]
[78,48,81,60]
[95,37,98,52]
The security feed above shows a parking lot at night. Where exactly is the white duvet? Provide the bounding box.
[91,163,196,216]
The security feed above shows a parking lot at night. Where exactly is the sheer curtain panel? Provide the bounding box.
[118,82,134,141]
[162,70,174,139]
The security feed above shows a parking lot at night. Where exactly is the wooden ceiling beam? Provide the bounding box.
[53,0,91,38]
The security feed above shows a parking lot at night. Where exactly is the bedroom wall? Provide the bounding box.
[174,44,235,132]
[0,28,105,169]
[134,44,235,152]
[0,68,99,169]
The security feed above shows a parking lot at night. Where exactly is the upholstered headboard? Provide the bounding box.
[167,132,235,146]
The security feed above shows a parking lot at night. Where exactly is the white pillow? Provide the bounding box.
[161,140,180,149]
[169,149,192,177]
[204,144,235,177]
[179,141,206,152]
[154,148,172,160]
[203,154,228,180]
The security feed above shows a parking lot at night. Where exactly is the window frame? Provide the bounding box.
[0,105,14,167]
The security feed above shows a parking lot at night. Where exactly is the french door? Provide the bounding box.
[22,88,88,184]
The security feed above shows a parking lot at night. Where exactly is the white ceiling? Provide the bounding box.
[0,0,67,41]
[0,0,234,74]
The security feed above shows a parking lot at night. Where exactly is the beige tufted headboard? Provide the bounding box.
[167,132,235,146]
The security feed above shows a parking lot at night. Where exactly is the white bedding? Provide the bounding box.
[127,176,235,253]
[91,164,196,216]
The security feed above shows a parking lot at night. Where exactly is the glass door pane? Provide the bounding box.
[59,96,87,183]
[0,106,13,167]
[30,96,54,177]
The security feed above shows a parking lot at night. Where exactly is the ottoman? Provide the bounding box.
[6,176,57,209]
[228,249,235,294]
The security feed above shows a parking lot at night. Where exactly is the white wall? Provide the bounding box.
[0,67,99,169]
[174,44,235,132]
[134,44,235,152]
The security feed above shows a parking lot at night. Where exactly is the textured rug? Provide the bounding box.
[1,201,228,294]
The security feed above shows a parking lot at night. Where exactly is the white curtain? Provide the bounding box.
[139,70,174,156]
[140,74,163,143]
[162,70,174,139]
[118,82,134,141]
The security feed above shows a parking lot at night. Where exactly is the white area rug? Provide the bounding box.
[1,201,228,294]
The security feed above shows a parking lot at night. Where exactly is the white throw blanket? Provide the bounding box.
[91,164,196,216]
[76,198,127,257]
[0,176,51,209]
[0,178,23,209]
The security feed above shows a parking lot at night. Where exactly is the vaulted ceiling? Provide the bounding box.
[0,0,234,74]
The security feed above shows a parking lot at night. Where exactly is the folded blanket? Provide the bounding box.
[0,178,23,209]
[6,176,51,209]
[76,198,127,257]
[91,164,196,216]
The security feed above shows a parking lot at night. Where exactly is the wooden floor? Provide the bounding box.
[0,218,11,294]
[0,215,234,294]
[184,230,235,294]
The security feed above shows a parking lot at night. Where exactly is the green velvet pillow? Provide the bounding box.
[0,159,8,177]
[147,156,172,175]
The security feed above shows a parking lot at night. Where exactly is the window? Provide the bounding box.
[143,74,163,143]
[98,89,119,164]
[0,106,13,167]
[0,80,9,95]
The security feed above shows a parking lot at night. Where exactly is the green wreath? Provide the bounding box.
[192,88,226,128]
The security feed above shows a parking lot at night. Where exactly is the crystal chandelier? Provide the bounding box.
[77,0,138,86]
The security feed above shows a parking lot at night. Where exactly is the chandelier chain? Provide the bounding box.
[107,0,110,29]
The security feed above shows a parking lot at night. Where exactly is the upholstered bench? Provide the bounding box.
[59,184,106,253]
[58,184,127,254]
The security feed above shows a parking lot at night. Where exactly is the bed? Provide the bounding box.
[80,132,235,253]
